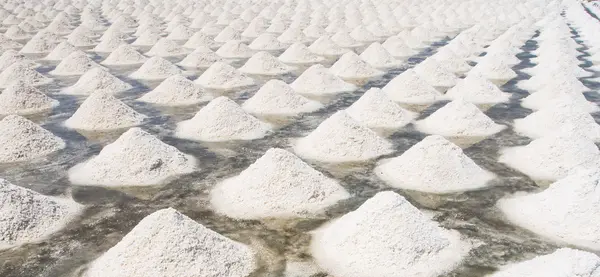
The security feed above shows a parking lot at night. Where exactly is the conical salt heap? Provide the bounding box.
[242,79,322,116]
[291,64,357,96]
[499,132,600,180]
[131,29,162,46]
[129,57,183,80]
[215,40,254,59]
[50,50,103,76]
[359,42,402,69]
[62,68,132,95]
[346,88,416,129]
[513,102,600,141]
[382,69,444,104]
[65,91,146,131]
[83,208,256,277]
[468,56,518,83]
[521,88,599,113]
[44,41,77,61]
[0,80,58,115]
[498,170,600,250]
[311,191,471,277]
[376,135,495,193]
[308,36,349,56]
[0,62,52,88]
[5,25,29,40]
[166,24,194,41]
[214,26,242,43]
[66,29,96,47]
[331,31,363,48]
[278,27,310,44]
[69,128,196,186]
[416,100,507,137]
[518,70,588,93]
[138,75,212,106]
[413,58,459,88]
[431,47,471,74]
[488,248,600,277]
[350,25,379,42]
[445,74,511,104]
[239,51,293,75]
[0,35,23,51]
[176,96,271,142]
[278,42,325,64]
[178,46,224,68]
[183,31,218,49]
[294,110,393,163]
[0,179,82,249]
[248,33,286,51]
[329,51,384,79]
[0,115,65,163]
[210,148,350,219]
[92,33,124,53]
[146,38,189,57]
[195,62,255,90]
[0,49,37,71]
[101,44,148,66]
[20,30,59,54]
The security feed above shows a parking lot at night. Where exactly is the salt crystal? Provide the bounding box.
[0,49,37,71]
[146,38,189,57]
[413,58,459,88]
[308,35,350,56]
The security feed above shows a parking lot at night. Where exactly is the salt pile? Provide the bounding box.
[413,58,459,88]
[69,128,196,186]
[294,111,393,163]
[278,42,325,64]
[62,68,132,95]
[0,50,37,71]
[0,80,58,115]
[308,36,349,56]
[522,90,599,113]
[178,46,224,68]
[0,179,81,249]
[499,133,600,180]
[0,115,65,163]
[44,41,77,61]
[194,62,255,89]
[360,42,402,69]
[83,208,256,277]
[20,31,59,54]
[49,51,103,76]
[138,75,212,106]
[5,25,29,40]
[92,34,124,53]
[183,31,218,49]
[239,51,293,75]
[311,191,471,277]
[129,57,183,80]
[176,96,271,142]
[415,100,507,137]
[382,69,444,104]
[468,57,518,83]
[346,88,416,129]
[64,92,146,131]
[166,24,194,41]
[498,170,600,250]
[66,29,96,47]
[131,30,161,46]
[445,74,511,104]
[210,148,349,219]
[0,35,23,51]
[215,40,254,59]
[0,62,52,88]
[431,48,471,74]
[488,248,600,277]
[376,135,495,193]
[329,51,384,79]
[331,31,363,48]
[291,64,357,96]
[101,44,148,66]
[248,33,286,51]
[242,79,322,116]
[146,38,189,57]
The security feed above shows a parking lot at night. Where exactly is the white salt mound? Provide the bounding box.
[183,31,218,49]
[83,208,256,277]
[294,110,393,163]
[239,51,293,75]
[290,64,357,95]
[311,191,471,277]
[248,33,286,51]
[415,100,507,137]
[49,51,103,76]
[522,90,599,113]
[0,62,52,88]
[414,58,459,88]
[69,128,196,186]
[177,46,224,68]
[488,248,600,277]
[62,68,132,95]
[360,42,402,69]
[210,148,350,219]
[445,74,511,104]
[498,170,600,250]
[376,135,495,193]
[101,44,148,66]
[308,36,349,56]
[242,79,322,116]
[278,43,325,64]
[131,30,162,46]
[346,88,416,129]
[44,41,77,61]
[329,51,384,79]
[138,75,212,106]
[65,92,146,131]
[146,38,189,57]
[176,96,272,142]
[129,57,183,80]
[0,179,81,249]
[0,115,65,163]
[215,40,254,59]
[0,80,58,115]
[382,68,444,104]
[0,50,37,71]
[499,133,600,180]
[195,62,255,89]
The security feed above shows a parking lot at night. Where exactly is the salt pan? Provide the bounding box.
[138,75,212,106]
[0,115,65,163]
[242,79,322,116]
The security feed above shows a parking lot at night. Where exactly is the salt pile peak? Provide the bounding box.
[360,42,402,69]
[178,46,224,68]
[49,50,103,76]
[0,62,52,88]
[69,128,196,186]
[62,68,132,95]
[0,179,82,249]
[413,58,459,88]
[44,41,77,61]
[195,62,255,89]
[346,88,417,129]
[278,42,325,64]
[83,208,256,277]
[382,69,444,104]
[294,110,394,163]
[0,50,38,72]
[415,100,507,137]
[290,64,357,95]
[64,91,146,131]
[329,51,384,79]
[215,40,254,59]
[0,115,65,163]
[308,35,350,56]
[146,38,189,57]
[101,44,148,66]
[239,51,294,75]
[0,80,59,115]
[129,57,183,80]
[248,33,286,51]
[521,90,599,113]
[445,73,511,104]
[138,75,212,106]
[376,135,495,193]
[176,96,272,142]
[311,191,471,277]
[242,79,322,116]
[210,148,350,219]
